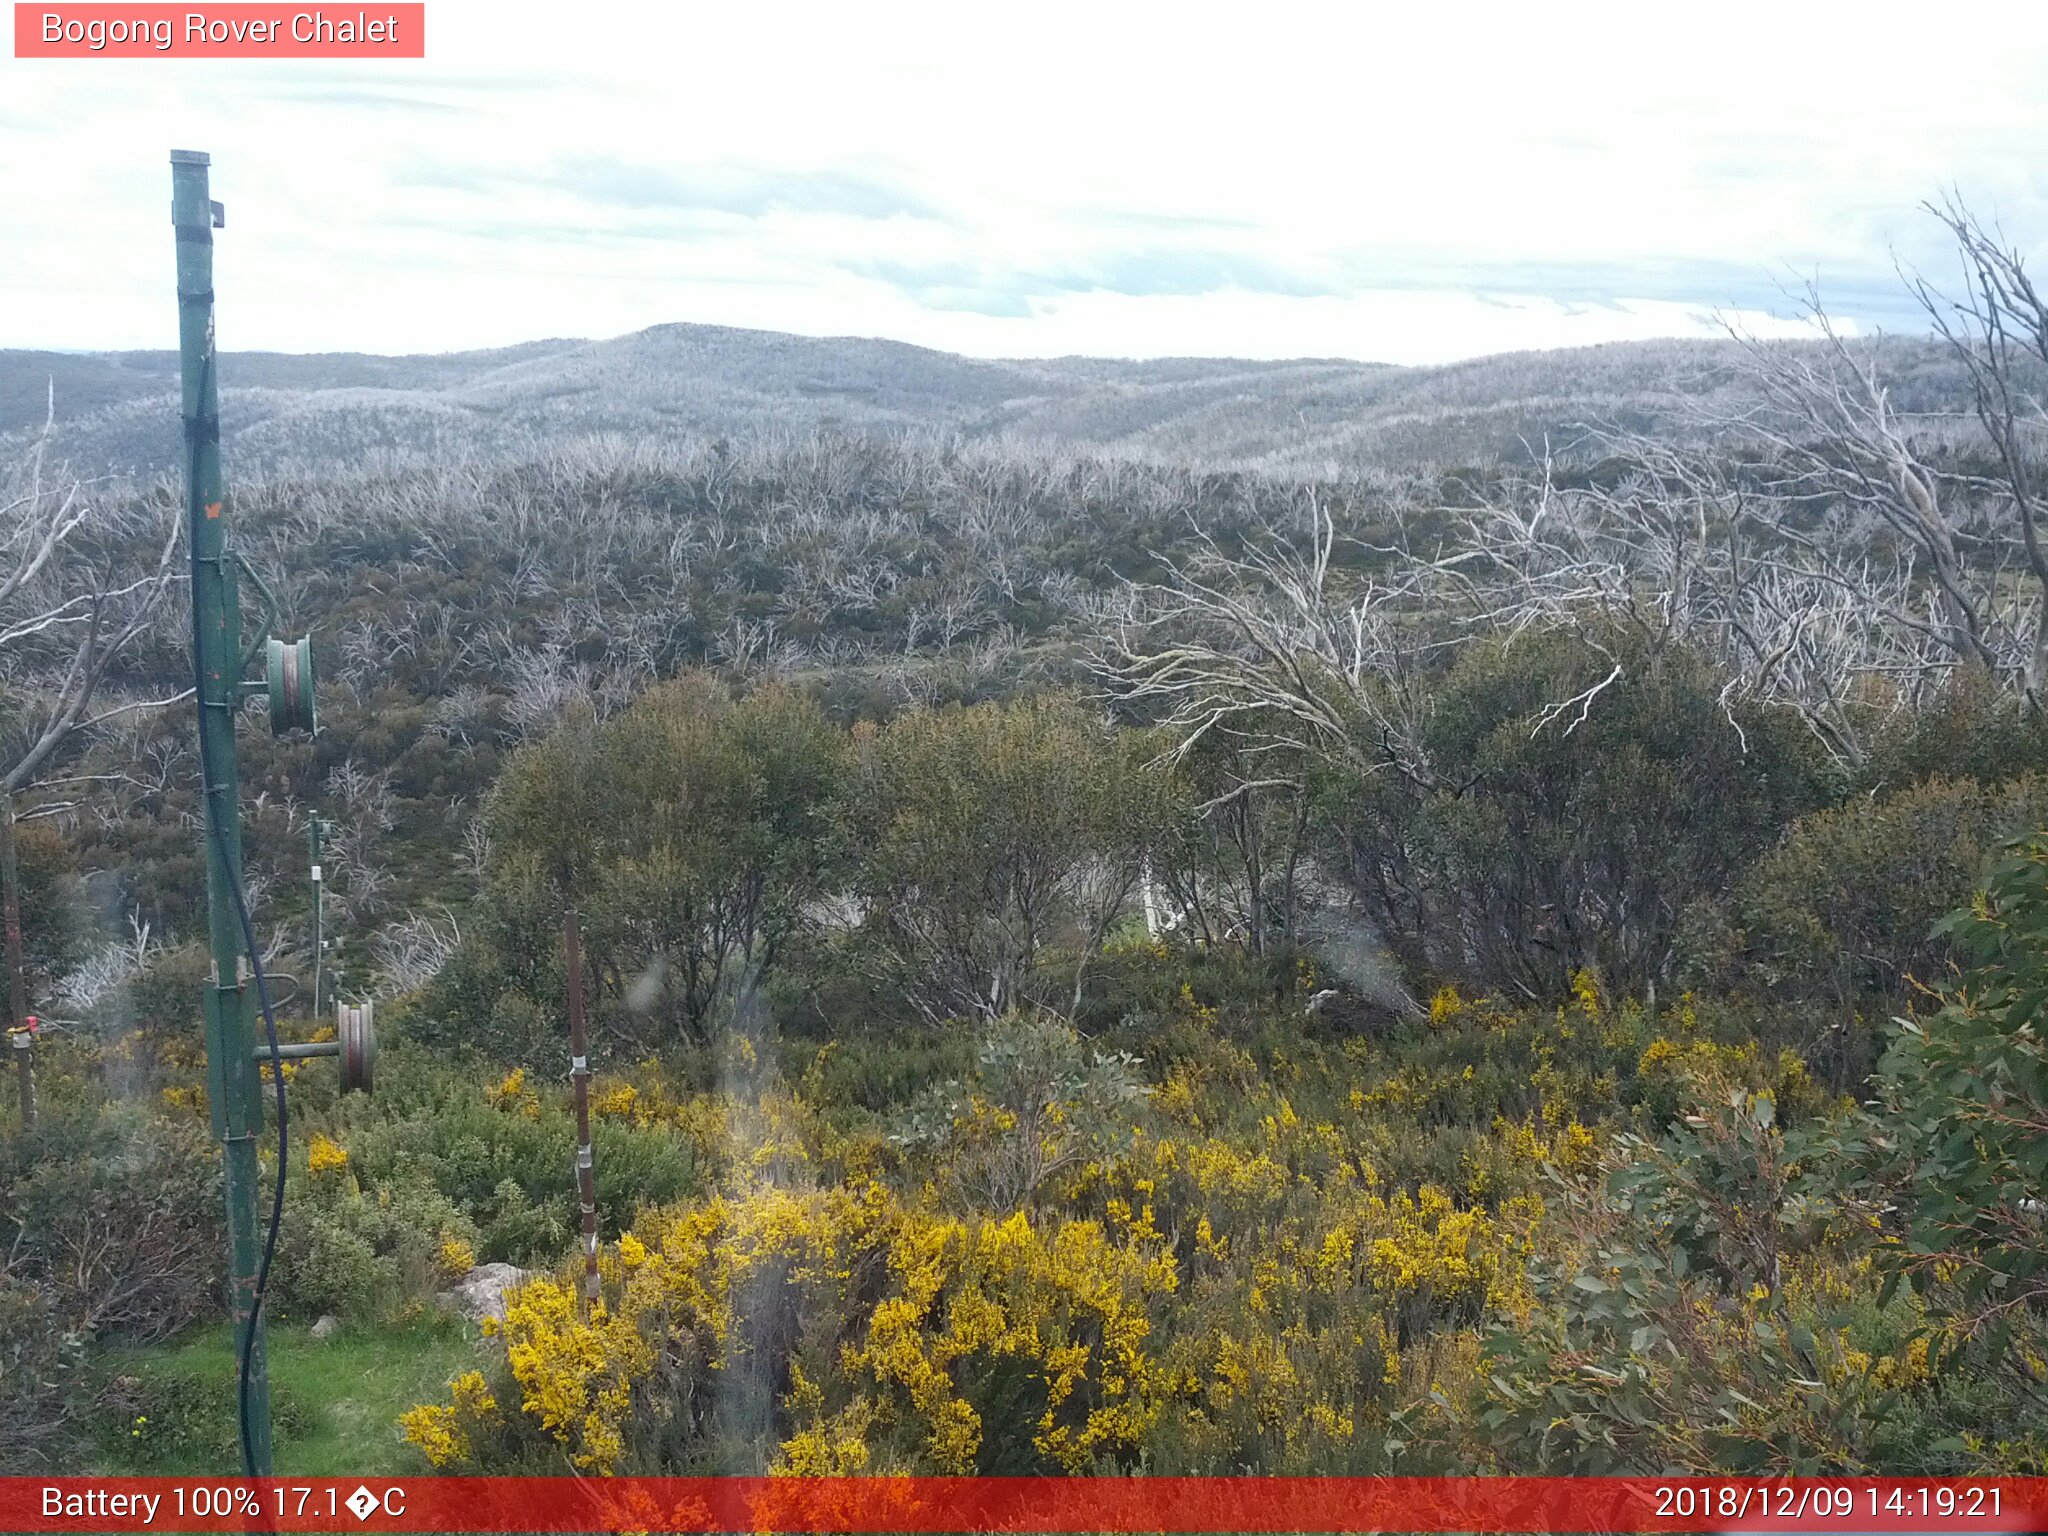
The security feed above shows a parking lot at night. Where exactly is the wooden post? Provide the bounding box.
[565,907,600,1313]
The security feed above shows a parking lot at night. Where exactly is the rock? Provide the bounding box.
[438,1262,531,1324]
[309,1314,341,1341]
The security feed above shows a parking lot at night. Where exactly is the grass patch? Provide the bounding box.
[92,1313,481,1477]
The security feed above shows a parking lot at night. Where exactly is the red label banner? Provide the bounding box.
[3,1477,2046,1533]
[13,4,424,57]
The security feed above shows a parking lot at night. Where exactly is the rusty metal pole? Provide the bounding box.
[565,908,600,1313]
[8,1031,30,1132]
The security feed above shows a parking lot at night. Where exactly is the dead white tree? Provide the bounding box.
[49,912,162,1021]
[1097,488,1437,783]
[1093,489,1439,961]
[372,907,462,993]
[1719,308,2023,689]
[1409,436,1949,768]
[3,402,184,798]
[1100,198,2048,823]
[1353,196,2048,773]
[323,759,397,924]
[1910,194,2048,705]
[3,398,183,1034]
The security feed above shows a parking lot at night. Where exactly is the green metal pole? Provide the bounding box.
[172,148,273,1476]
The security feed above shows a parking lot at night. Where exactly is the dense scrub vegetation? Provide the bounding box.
[13,644,2048,1475]
[9,211,2048,1474]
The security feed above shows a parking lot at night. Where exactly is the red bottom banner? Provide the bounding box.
[5,1476,2047,1534]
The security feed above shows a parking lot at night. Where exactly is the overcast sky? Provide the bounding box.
[4,1,2046,365]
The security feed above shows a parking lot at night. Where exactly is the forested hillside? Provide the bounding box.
[0,325,1987,479]
[7,203,2048,1482]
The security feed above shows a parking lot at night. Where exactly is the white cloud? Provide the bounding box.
[942,290,1844,365]
[2,0,2044,361]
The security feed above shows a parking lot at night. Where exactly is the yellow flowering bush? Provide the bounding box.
[1358,1186,1538,1338]
[486,1066,541,1120]
[398,1401,464,1467]
[847,1207,1179,1471]
[159,1084,204,1117]
[1569,968,1602,1019]
[306,1133,349,1175]
[391,954,1984,1478]
[1635,1033,1826,1127]
[405,1175,1190,1475]
[401,1371,498,1468]
[437,1236,477,1282]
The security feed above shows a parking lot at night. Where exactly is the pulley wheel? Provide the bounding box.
[337,1001,375,1094]
[266,634,317,735]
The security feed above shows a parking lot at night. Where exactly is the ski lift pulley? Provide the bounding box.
[248,1000,374,1094]
[337,1001,375,1094]
[265,634,316,735]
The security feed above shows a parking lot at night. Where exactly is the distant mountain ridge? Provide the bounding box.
[0,321,1969,478]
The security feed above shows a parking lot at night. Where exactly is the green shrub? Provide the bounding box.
[1732,773,2048,1024]
[291,1052,693,1272]
[0,1101,221,1343]
[1863,667,2048,792]
[892,1012,1149,1211]
[1477,1092,1890,1473]
[1324,630,1832,1002]
[6,815,89,1003]
[846,691,1170,1021]
[1871,833,2048,1348]
[0,1274,89,1469]
[270,1173,478,1321]
[96,1355,313,1472]
[0,1099,222,1468]
[120,942,211,1044]
[777,1026,977,1119]
[437,676,849,1054]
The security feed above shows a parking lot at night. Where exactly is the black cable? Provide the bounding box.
[186,343,289,1480]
